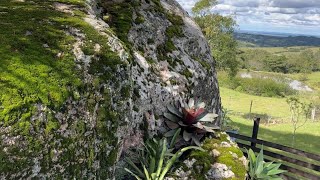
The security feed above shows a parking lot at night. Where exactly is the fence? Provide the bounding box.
[227,118,320,180]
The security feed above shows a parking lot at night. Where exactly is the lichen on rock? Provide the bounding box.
[0,0,222,179]
[173,132,247,180]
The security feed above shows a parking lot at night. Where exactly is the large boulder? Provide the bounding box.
[0,0,221,178]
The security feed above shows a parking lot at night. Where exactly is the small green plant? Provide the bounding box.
[247,148,286,180]
[125,136,203,180]
[164,98,219,146]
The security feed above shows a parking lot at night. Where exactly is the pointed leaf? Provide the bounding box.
[169,128,181,149]
[165,120,179,130]
[193,122,204,129]
[198,113,218,122]
[143,165,151,180]
[202,125,216,133]
[164,112,180,122]
[188,98,195,108]
[167,104,183,118]
[178,121,188,127]
[192,135,201,146]
[196,102,206,109]
[183,131,192,141]
[125,168,142,180]
[125,158,145,178]
[155,138,167,178]
[164,129,177,137]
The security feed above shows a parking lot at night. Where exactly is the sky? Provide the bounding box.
[176,0,320,36]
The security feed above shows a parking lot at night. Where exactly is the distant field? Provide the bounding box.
[239,46,320,57]
[220,87,320,154]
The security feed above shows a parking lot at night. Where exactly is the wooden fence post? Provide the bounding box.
[251,117,260,148]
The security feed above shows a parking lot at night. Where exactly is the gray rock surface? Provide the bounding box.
[0,0,221,179]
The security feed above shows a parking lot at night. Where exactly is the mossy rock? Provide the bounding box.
[173,132,247,180]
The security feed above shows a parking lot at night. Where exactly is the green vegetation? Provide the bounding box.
[247,148,286,179]
[0,0,130,177]
[193,0,239,77]
[235,32,320,47]
[238,46,320,73]
[219,71,296,97]
[220,86,320,154]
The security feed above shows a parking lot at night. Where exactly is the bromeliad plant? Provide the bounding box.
[164,98,219,146]
[125,133,204,180]
[247,148,286,180]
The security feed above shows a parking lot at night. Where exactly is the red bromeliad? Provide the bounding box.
[164,98,220,146]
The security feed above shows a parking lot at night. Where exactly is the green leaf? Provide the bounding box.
[125,168,142,180]
[155,138,167,178]
[164,129,177,137]
[149,157,156,174]
[169,128,181,148]
[167,104,183,118]
[164,112,180,122]
[125,158,145,178]
[267,169,287,176]
[143,165,151,180]
[255,160,264,175]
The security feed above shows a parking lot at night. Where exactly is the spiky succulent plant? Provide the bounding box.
[164,98,219,146]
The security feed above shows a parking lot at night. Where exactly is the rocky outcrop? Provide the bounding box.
[0,0,221,179]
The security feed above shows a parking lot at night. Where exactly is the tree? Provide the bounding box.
[286,97,312,146]
[192,0,239,77]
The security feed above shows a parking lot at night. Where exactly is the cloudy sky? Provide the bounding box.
[176,0,320,36]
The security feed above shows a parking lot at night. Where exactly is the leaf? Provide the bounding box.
[165,120,179,130]
[155,138,167,178]
[188,98,195,108]
[202,125,216,133]
[125,168,142,180]
[178,121,188,127]
[196,102,206,109]
[149,157,155,174]
[255,160,264,176]
[143,165,151,180]
[164,112,180,122]
[164,129,177,137]
[183,131,192,141]
[167,104,183,118]
[193,122,204,129]
[198,113,218,122]
[125,158,145,178]
[192,135,201,146]
[159,146,204,180]
[267,169,287,176]
[169,128,181,149]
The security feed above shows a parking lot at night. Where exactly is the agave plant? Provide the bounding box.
[125,134,204,180]
[164,98,219,146]
[247,148,286,180]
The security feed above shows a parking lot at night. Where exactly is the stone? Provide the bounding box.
[206,163,235,180]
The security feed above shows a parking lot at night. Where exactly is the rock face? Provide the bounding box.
[0,0,221,179]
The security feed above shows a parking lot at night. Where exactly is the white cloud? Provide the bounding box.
[176,0,320,35]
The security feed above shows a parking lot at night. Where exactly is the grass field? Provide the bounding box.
[240,46,320,57]
[220,84,320,154]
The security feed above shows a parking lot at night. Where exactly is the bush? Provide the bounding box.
[218,72,296,97]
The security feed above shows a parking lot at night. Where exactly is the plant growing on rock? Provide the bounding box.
[125,136,203,180]
[164,98,219,146]
[247,148,286,180]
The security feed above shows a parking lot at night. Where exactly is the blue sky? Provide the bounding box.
[176,0,320,36]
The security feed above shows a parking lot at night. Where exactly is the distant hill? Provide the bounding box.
[234,32,320,47]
